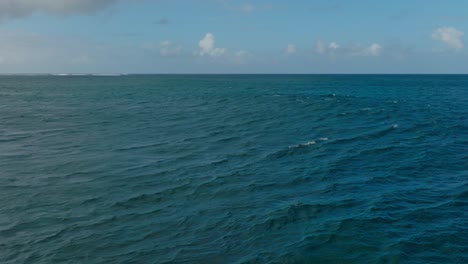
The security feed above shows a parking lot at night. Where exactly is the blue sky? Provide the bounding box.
[0,0,467,73]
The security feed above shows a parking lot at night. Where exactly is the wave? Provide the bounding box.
[329,124,399,145]
[1,75,466,264]
[250,200,358,233]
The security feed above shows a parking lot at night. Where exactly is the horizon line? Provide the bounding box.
[1,73,468,76]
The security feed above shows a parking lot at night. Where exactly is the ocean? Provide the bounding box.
[0,75,467,263]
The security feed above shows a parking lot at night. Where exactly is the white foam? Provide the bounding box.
[289,140,316,148]
[289,137,329,149]
[53,73,74,76]
[92,73,125,76]
[392,124,399,128]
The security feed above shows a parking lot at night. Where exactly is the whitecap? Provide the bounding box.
[289,140,316,148]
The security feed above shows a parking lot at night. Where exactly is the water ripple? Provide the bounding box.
[0,75,466,263]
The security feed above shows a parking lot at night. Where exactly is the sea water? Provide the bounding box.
[0,75,467,263]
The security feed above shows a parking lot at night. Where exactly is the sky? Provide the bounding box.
[0,0,467,74]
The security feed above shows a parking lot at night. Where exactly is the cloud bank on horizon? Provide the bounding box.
[0,0,466,73]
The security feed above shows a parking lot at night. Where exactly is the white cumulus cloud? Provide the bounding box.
[365,43,382,56]
[431,27,464,50]
[196,33,226,57]
[315,40,382,57]
[285,44,296,55]
[0,0,118,21]
[348,43,383,56]
[329,42,339,50]
[315,40,340,55]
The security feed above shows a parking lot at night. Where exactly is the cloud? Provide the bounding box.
[315,40,339,55]
[142,40,182,57]
[329,42,339,50]
[196,33,226,57]
[315,40,382,57]
[348,43,383,56]
[0,0,118,21]
[285,44,296,55]
[159,41,182,57]
[365,43,382,56]
[431,27,464,50]
[369,43,382,56]
[231,50,252,64]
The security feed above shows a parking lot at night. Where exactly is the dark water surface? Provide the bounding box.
[1,75,467,263]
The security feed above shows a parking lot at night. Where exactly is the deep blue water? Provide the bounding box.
[0,75,467,263]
